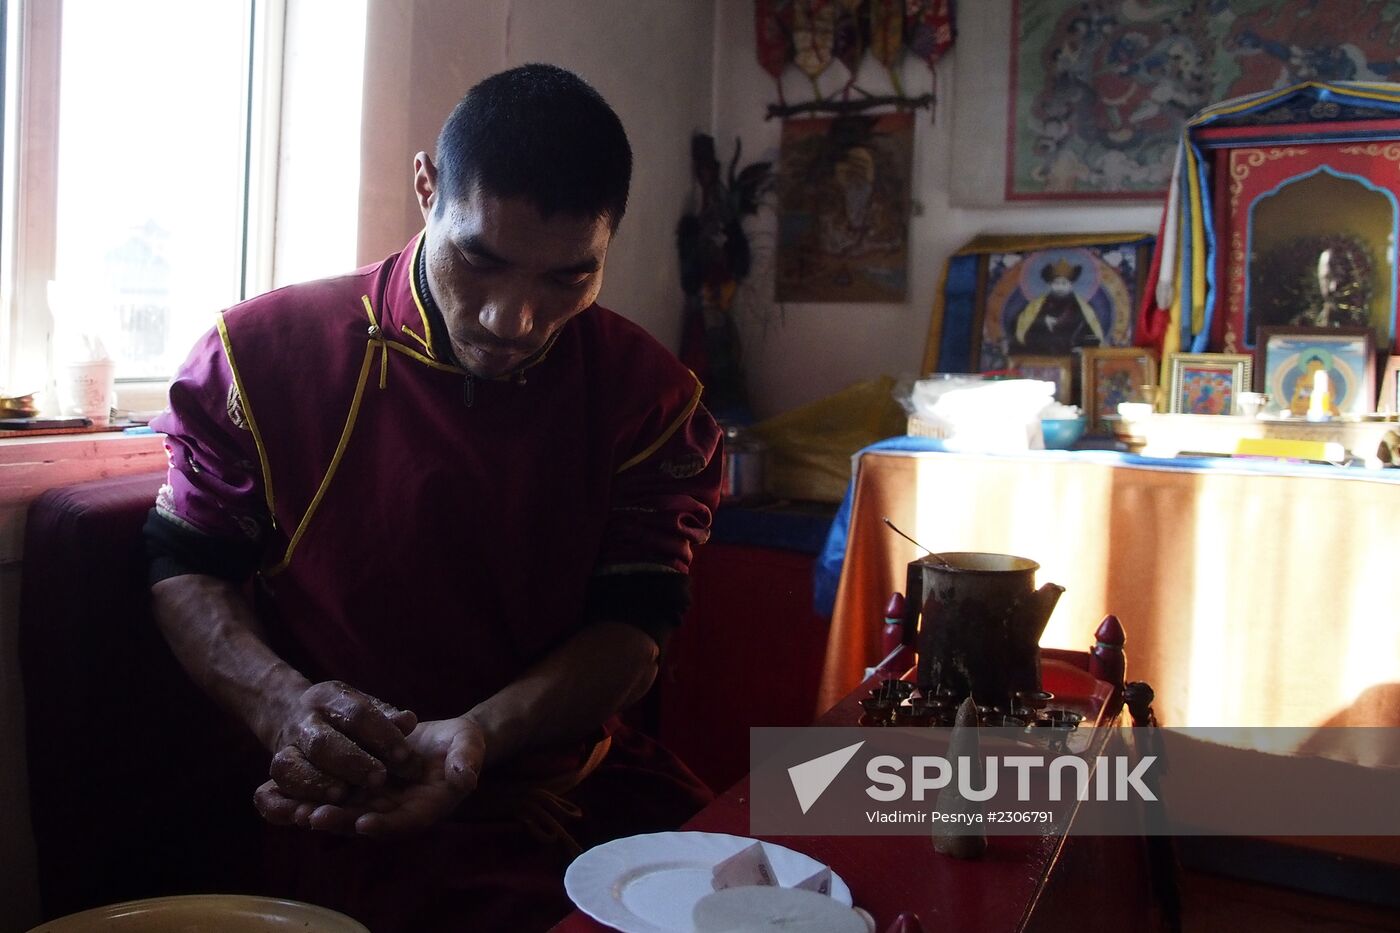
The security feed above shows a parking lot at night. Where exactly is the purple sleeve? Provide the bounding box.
[598,395,723,576]
[147,325,271,546]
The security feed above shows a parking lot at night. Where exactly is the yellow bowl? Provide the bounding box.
[28,895,368,933]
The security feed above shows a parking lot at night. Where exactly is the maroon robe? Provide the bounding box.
[151,233,722,929]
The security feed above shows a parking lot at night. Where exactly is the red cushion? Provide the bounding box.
[20,472,263,919]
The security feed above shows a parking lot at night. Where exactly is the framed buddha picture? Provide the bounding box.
[1080,347,1158,435]
[1254,326,1375,417]
[1007,354,1074,404]
[1166,353,1252,416]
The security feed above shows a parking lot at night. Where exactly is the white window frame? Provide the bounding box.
[1,0,286,414]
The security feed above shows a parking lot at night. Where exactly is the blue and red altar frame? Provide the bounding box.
[1142,82,1400,359]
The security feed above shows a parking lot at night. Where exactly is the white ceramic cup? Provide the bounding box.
[1116,401,1153,422]
[1237,391,1268,418]
[61,359,115,426]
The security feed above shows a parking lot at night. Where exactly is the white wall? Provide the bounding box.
[357,0,715,350]
[711,0,1164,418]
[358,0,506,266]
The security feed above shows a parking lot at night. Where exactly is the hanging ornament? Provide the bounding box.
[792,0,837,97]
[832,0,864,92]
[761,0,939,121]
[755,0,794,103]
[868,0,905,96]
[905,0,955,73]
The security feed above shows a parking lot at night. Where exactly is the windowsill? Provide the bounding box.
[0,426,163,463]
[0,428,167,562]
[0,422,139,441]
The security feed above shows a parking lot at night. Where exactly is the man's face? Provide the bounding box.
[1049,275,1073,297]
[414,153,612,379]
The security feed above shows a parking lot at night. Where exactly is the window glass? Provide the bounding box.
[54,0,252,381]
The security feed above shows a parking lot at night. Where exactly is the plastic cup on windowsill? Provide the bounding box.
[60,359,115,427]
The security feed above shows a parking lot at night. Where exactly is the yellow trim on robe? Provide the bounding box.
[407,232,437,358]
[381,329,561,380]
[617,379,704,474]
[362,295,392,389]
[259,276,608,573]
[251,281,585,575]
[386,339,467,374]
[270,342,378,575]
[215,313,277,520]
[401,324,432,352]
[396,232,559,380]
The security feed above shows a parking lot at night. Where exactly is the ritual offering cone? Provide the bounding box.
[883,912,926,933]
[1088,614,1126,695]
[932,697,988,859]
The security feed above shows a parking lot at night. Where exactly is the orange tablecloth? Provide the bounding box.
[822,449,1400,728]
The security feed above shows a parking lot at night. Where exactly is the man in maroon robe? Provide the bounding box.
[145,64,722,931]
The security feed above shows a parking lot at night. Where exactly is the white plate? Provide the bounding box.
[564,831,852,933]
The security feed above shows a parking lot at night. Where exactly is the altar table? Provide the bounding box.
[819,442,1400,728]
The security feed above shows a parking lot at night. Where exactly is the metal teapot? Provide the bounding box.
[902,552,1064,706]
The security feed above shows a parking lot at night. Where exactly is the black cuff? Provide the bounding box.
[144,509,262,585]
[585,572,691,651]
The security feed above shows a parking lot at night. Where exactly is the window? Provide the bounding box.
[1,0,366,414]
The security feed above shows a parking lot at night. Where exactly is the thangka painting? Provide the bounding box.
[1008,0,1400,200]
[976,243,1143,374]
[775,112,914,302]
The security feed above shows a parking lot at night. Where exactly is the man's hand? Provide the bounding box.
[252,620,656,836]
[263,680,421,806]
[149,576,473,835]
[255,715,485,836]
